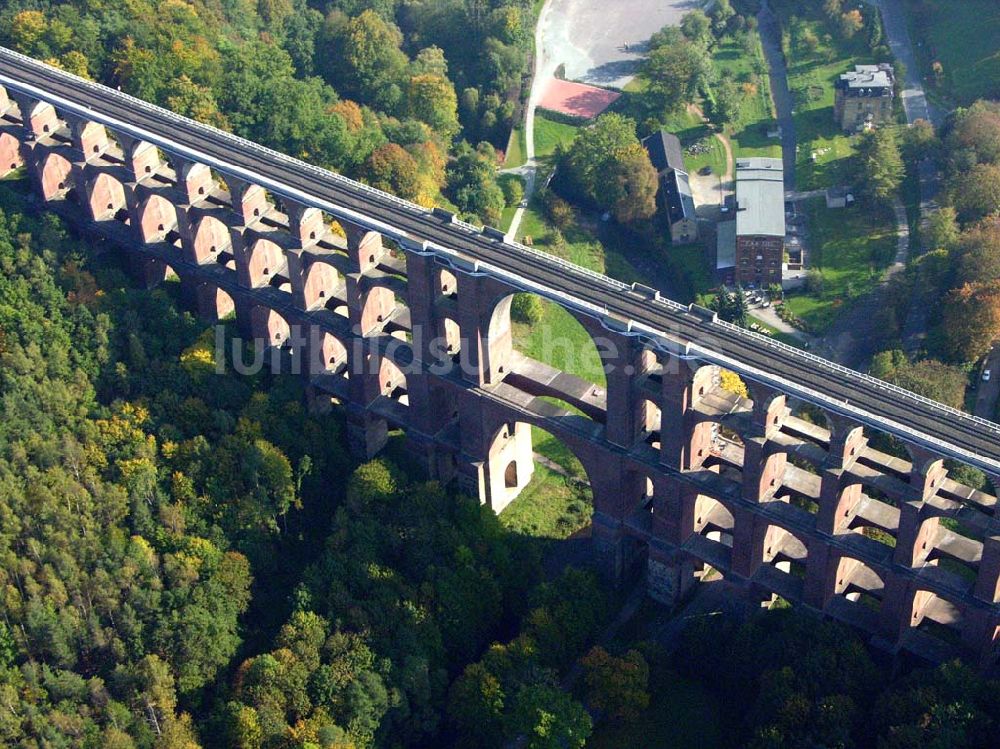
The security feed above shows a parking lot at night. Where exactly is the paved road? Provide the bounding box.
[863,0,944,128]
[5,49,1000,473]
[974,347,1000,420]
[758,0,797,191]
[503,0,552,240]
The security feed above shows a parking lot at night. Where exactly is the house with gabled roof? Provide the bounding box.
[641,130,698,245]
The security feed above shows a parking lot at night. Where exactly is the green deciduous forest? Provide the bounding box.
[0,175,610,747]
[4,1,1000,747]
[0,0,536,219]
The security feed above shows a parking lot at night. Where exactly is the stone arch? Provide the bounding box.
[438,267,457,298]
[247,238,287,289]
[195,282,235,321]
[302,260,344,311]
[377,355,408,406]
[683,363,746,474]
[191,215,232,264]
[139,194,180,244]
[912,515,982,589]
[485,290,608,389]
[834,556,885,605]
[694,494,736,545]
[786,401,836,448]
[762,523,809,575]
[250,305,291,349]
[140,257,182,288]
[910,589,964,646]
[485,419,596,515]
[87,172,128,223]
[318,332,349,374]
[359,284,398,335]
[837,479,899,548]
[39,150,74,201]
[0,131,23,177]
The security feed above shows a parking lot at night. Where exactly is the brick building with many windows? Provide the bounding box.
[717,158,785,287]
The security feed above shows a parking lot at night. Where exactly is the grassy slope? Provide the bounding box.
[772,3,872,190]
[903,0,1000,106]
[784,197,897,332]
[713,34,782,159]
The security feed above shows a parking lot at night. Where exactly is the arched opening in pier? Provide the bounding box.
[486,421,594,537]
[302,260,345,312]
[761,523,809,589]
[39,151,74,202]
[247,238,287,289]
[910,589,964,648]
[138,194,180,245]
[832,556,885,615]
[359,284,403,337]
[0,132,23,177]
[86,172,128,223]
[637,396,662,450]
[192,215,232,264]
[440,316,461,359]
[249,305,292,351]
[376,354,409,409]
[437,267,458,299]
[308,329,351,401]
[912,515,982,591]
[318,332,349,375]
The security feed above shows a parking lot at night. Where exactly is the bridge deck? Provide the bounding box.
[2,47,999,474]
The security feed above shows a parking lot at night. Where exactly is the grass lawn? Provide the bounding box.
[534,113,580,162]
[712,33,782,160]
[783,197,897,332]
[499,462,592,540]
[903,0,1000,106]
[771,3,874,189]
[513,300,607,387]
[613,93,730,177]
[504,125,527,168]
[588,669,723,749]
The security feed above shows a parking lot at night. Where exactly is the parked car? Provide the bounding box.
[761,299,771,308]
[984,369,992,382]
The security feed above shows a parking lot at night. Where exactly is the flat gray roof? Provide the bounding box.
[717,220,736,269]
[735,158,785,238]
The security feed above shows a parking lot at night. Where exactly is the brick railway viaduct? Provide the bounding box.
[3,48,1000,667]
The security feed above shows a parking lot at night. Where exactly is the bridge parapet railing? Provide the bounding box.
[713,317,1000,436]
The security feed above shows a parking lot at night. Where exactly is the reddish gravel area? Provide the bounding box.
[537,78,621,119]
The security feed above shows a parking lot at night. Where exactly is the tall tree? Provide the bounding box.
[643,40,714,115]
[950,163,1000,223]
[606,144,658,224]
[938,280,1000,362]
[406,74,460,139]
[858,128,904,201]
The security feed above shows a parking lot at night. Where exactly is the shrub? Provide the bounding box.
[511,293,544,324]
